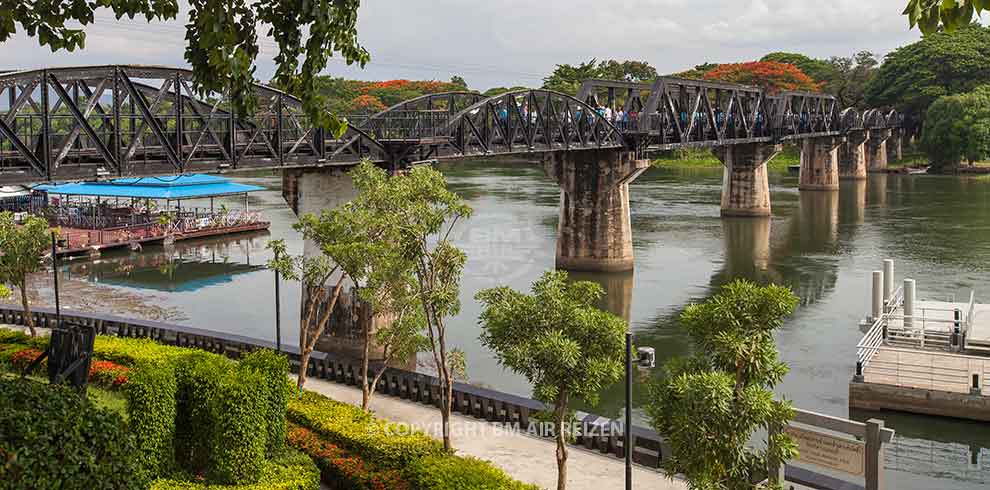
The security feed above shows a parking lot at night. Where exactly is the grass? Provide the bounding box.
[652,145,799,170]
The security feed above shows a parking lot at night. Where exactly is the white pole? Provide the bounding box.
[904,278,916,330]
[872,271,883,321]
[883,259,894,310]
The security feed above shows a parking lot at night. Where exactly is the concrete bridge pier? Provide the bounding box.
[282,167,394,361]
[867,129,892,172]
[542,149,649,272]
[839,131,869,180]
[713,143,780,217]
[798,136,843,191]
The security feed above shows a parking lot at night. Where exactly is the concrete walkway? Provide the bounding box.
[304,378,686,490]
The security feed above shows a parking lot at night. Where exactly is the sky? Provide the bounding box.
[1,0,928,90]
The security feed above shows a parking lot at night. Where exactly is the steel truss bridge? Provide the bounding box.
[0,65,902,185]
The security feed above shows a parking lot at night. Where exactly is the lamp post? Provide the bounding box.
[51,231,61,327]
[625,331,632,490]
[274,249,282,353]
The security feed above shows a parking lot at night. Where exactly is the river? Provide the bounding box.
[44,161,990,489]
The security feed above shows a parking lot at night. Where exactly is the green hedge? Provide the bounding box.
[175,351,235,473]
[150,449,319,490]
[408,455,540,490]
[126,360,179,482]
[287,391,539,490]
[240,349,291,453]
[209,367,268,484]
[288,390,444,469]
[0,377,145,490]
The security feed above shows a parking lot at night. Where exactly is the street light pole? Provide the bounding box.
[274,250,282,353]
[625,330,633,490]
[51,231,61,327]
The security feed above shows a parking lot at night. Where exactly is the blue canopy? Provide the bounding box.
[37,174,264,200]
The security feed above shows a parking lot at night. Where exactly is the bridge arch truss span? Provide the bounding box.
[0,65,336,184]
[443,89,625,158]
[771,91,840,139]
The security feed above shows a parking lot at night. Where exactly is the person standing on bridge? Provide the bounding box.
[604,105,613,122]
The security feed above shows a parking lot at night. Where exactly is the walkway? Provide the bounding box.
[304,378,687,490]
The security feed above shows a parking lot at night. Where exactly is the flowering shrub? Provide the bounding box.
[704,61,821,93]
[10,347,43,370]
[89,359,131,386]
[288,424,411,490]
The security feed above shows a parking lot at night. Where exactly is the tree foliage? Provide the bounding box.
[1,0,368,137]
[921,85,990,172]
[865,24,990,124]
[760,52,836,83]
[542,58,657,95]
[646,280,799,490]
[314,77,470,114]
[673,62,720,80]
[0,213,53,337]
[904,0,988,33]
[703,61,820,93]
[476,270,626,490]
[823,52,880,109]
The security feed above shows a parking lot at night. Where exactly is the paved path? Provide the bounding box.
[304,378,687,490]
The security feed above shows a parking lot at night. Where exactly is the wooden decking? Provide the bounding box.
[863,346,990,395]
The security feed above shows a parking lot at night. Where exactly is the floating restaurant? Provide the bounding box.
[32,174,269,257]
[851,260,990,421]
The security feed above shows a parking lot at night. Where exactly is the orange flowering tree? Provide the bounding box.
[350,94,387,113]
[704,61,821,93]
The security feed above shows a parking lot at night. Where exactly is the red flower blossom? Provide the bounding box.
[704,61,820,93]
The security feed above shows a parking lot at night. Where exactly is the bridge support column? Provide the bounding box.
[543,149,649,272]
[839,131,869,180]
[799,136,842,191]
[867,129,892,172]
[282,167,395,362]
[714,143,779,217]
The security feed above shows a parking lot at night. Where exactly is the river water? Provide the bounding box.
[51,162,990,489]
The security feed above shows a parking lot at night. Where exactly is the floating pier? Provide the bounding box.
[850,260,990,421]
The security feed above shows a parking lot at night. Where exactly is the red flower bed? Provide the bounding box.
[89,359,131,386]
[288,424,410,490]
[10,348,43,370]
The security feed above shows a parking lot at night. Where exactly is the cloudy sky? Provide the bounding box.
[3,1,927,90]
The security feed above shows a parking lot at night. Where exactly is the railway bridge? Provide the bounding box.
[0,65,902,272]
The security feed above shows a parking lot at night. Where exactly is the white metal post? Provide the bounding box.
[883,259,894,311]
[872,271,883,321]
[904,278,916,330]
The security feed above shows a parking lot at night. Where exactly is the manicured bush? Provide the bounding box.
[287,423,412,490]
[287,391,538,490]
[208,366,268,484]
[127,360,179,482]
[149,449,319,490]
[408,455,541,490]
[174,351,235,473]
[94,335,190,365]
[0,377,145,490]
[240,349,291,453]
[288,391,444,469]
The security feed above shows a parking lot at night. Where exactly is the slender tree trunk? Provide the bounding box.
[297,350,311,390]
[18,278,35,337]
[361,323,371,410]
[554,394,569,490]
